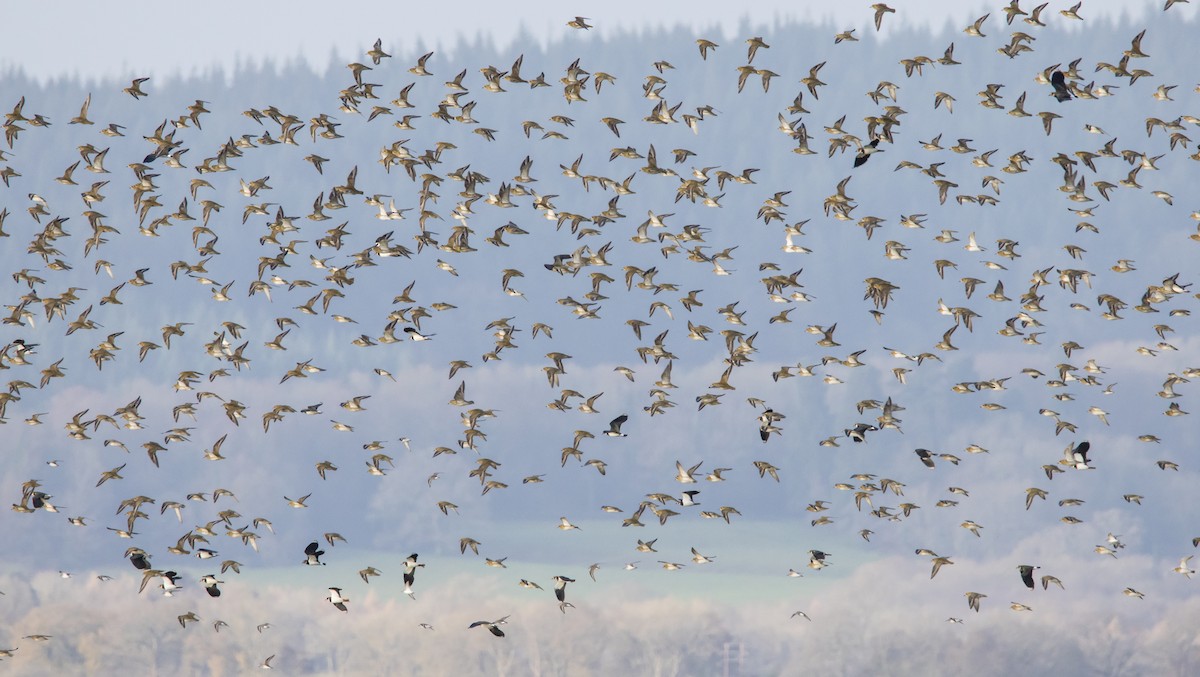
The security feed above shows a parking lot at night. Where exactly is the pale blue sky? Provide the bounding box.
[0,0,1168,82]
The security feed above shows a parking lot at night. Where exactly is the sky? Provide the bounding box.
[1,0,1199,674]
[0,0,1172,82]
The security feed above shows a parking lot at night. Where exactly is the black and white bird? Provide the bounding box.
[159,571,182,596]
[680,490,701,506]
[326,587,349,611]
[127,547,151,570]
[914,448,936,468]
[1066,441,1092,469]
[1049,70,1073,102]
[552,575,575,612]
[402,553,424,599]
[303,541,326,566]
[808,550,831,569]
[469,615,509,637]
[1017,564,1039,590]
[200,574,223,597]
[758,408,784,441]
[853,137,883,167]
[844,423,878,443]
[10,339,37,358]
[403,327,435,341]
[604,414,629,436]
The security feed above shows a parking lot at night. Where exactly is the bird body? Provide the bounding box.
[326,587,349,611]
[1018,564,1038,589]
[1050,71,1073,102]
[303,541,326,566]
[470,616,509,637]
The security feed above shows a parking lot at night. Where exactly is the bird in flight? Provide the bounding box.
[469,616,510,637]
[1050,71,1073,102]
[1017,564,1039,589]
[326,587,349,611]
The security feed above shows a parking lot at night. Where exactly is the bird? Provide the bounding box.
[1049,71,1073,102]
[402,553,424,599]
[1174,557,1196,578]
[302,542,326,566]
[1065,441,1093,469]
[285,494,312,508]
[552,575,575,611]
[1017,565,1039,589]
[199,574,223,597]
[675,460,703,483]
[854,138,883,167]
[845,423,878,443]
[326,587,349,611]
[604,414,629,436]
[931,556,955,579]
[404,327,435,341]
[808,550,831,569]
[469,616,509,637]
[758,408,784,441]
[157,571,182,596]
[127,548,152,570]
[872,4,896,31]
[1041,575,1064,590]
[696,39,719,59]
[123,77,150,99]
[1025,487,1048,510]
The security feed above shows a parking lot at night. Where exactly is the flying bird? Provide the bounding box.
[402,554,424,599]
[1049,71,1073,102]
[605,414,629,436]
[1017,565,1039,590]
[552,575,575,611]
[303,542,326,566]
[872,4,896,31]
[1065,441,1093,469]
[965,592,987,612]
[853,138,883,167]
[469,616,510,637]
[326,588,349,612]
[200,574,223,597]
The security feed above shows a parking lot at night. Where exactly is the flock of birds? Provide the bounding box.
[1,0,1199,670]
